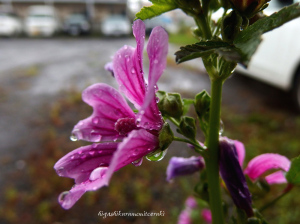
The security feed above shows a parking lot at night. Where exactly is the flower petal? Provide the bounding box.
[71,83,135,142]
[265,170,288,185]
[136,26,168,130]
[112,20,146,109]
[147,25,168,89]
[244,153,291,181]
[105,129,159,178]
[166,156,204,182]
[58,166,110,209]
[54,142,119,184]
[234,140,245,167]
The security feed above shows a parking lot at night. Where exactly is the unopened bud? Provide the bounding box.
[219,137,254,217]
[157,92,183,119]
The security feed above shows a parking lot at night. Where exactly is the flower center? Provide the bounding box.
[115,117,137,135]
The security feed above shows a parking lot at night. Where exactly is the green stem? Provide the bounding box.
[173,137,205,153]
[194,14,212,40]
[205,78,224,224]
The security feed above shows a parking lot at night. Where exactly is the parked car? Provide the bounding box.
[100,15,131,37]
[63,13,91,36]
[24,5,60,37]
[0,11,22,37]
[144,14,178,35]
[236,0,300,110]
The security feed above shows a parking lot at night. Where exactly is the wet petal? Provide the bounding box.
[58,166,110,209]
[113,45,146,109]
[54,142,119,184]
[244,153,291,181]
[166,156,205,182]
[147,25,168,88]
[136,25,168,130]
[72,83,135,142]
[132,19,145,79]
[105,129,159,178]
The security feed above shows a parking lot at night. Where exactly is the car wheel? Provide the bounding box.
[292,70,300,112]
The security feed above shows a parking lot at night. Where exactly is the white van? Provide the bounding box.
[24,5,60,37]
[236,0,300,110]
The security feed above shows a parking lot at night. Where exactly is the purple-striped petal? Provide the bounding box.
[244,153,291,181]
[147,26,168,88]
[54,142,118,184]
[166,156,205,181]
[106,129,159,177]
[58,165,111,209]
[132,19,145,79]
[135,26,168,130]
[112,21,147,110]
[71,83,135,142]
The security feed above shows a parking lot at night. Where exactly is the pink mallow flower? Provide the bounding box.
[233,139,291,185]
[201,209,212,223]
[54,19,168,209]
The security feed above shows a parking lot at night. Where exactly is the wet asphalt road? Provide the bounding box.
[0,38,296,190]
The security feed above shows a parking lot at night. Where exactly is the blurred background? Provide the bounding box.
[0,0,300,223]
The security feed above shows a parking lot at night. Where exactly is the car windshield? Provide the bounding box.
[67,15,86,23]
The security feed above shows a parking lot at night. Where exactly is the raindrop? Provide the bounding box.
[78,150,83,154]
[131,68,136,74]
[89,151,95,155]
[132,158,143,167]
[71,155,75,160]
[113,138,118,142]
[92,117,99,125]
[70,134,78,141]
[58,191,70,203]
[89,131,101,142]
[146,149,168,162]
[154,59,158,64]
[219,120,224,136]
[89,167,108,181]
[57,167,64,175]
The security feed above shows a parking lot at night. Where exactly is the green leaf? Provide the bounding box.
[286,155,300,184]
[234,3,300,66]
[135,0,178,20]
[175,40,242,64]
[175,4,300,66]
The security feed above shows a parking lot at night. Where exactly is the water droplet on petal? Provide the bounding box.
[219,120,224,136]
[146,149,168,162]
[70,134,78,141]
[154,59,158,64]
[89,151,95,155]
[89,167,108,181]
[131,68,135,74]
[57,167,64,175]
[132,158,143,167]
[58,191,70,203]
[92,117,99,125]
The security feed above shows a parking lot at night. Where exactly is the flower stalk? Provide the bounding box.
[205,77,224,224]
